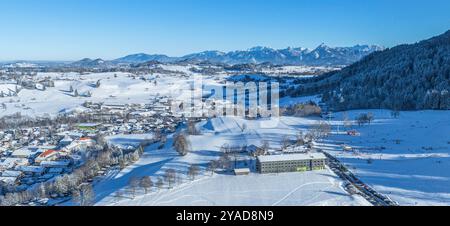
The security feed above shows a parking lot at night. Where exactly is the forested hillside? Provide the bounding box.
[288,30,450,111]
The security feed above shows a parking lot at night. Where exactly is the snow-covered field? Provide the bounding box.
[0,83,18,94]
[94,116,369,206]
[0,70,223,117]
[101,171,369,206]
[316,110,450,206]
[0,67,321,118]
[94,109,450,206]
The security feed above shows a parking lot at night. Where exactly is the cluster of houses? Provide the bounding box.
[0,91,188,191]
[82,96,183,134]
[0,126,60,151]
[0,133,96,187]
[19,78,55,91]
[0,74,56,99]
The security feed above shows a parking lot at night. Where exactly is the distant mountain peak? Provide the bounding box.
[317,43,330,48]
[248,46,274,52]
[113,53,172,63]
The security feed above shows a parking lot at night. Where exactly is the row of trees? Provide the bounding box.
[281,102,322,117]
[355,113,375,126]
[0,110,126,130]
[119,164,202,201]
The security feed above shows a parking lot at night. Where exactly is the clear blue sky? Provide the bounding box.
[0,0,449,61]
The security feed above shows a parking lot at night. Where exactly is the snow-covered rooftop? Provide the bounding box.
[257,153,327,163]
[11,147,43,157]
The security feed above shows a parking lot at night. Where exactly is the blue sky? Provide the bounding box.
[0,0,449,61]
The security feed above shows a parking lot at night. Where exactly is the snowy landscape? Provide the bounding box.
[0,54,448,206]
[0,4,449,206]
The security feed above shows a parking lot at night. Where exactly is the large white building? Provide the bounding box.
[256,153,327,174]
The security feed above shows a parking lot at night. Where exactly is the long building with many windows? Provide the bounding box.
[256,153,327,174]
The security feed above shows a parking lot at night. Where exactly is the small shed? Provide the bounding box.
[234,168,250,176]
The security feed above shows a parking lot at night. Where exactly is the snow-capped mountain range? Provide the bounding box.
[113,44,384,66]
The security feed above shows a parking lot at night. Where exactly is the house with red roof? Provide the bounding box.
[35,150,60,163]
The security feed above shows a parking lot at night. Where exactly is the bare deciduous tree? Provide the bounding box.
[261,140,270,154]
[343,112,353,129]
[140,176,153,194]
[128,177,140,198]
[173,133,190,156]
[219,153,232,170]
[114,191,123,203]
[74,184,94,206]
[282,135,291,150]
[188,165,200,181]
[156,178,164,190]
[207,160,218,176]
[164,169,177,189]
[187,120,200,135]
[310,121,331,140]
[391,110,400,118]
[296,132,305,145]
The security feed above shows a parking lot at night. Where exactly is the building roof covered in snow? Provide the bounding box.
[16,165,45,174]
[0,158,28,169]
[0,176,17,184]
[11,147,43,158]
[257,153,327,163]
[40,160,71,168]
[1,170,23,177]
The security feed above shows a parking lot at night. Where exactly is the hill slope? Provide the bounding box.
[294,30,450,111]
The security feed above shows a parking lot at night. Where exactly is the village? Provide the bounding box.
[0,88,186,203]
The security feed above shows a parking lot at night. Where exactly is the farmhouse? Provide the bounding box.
[256,153,327,174]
